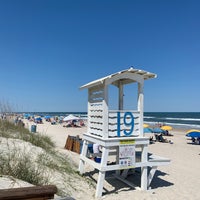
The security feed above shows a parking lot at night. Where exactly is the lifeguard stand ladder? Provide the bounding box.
[79,67,170,198]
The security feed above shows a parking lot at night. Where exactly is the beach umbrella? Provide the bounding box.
[35,117,42,123]
[186,129,200,134]
[24,113,31,119]
[44,115,51,119]
[144,127,153,133]
[143,124,149,128]
[35,117,42,121]
[186,129,200,138]
[161,125,173,131]
[152,128,166,134]
[63,114,80,122]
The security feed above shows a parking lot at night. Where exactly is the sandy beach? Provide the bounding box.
[21,119,200,200]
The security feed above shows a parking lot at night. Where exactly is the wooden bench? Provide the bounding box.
[0,185,57,200]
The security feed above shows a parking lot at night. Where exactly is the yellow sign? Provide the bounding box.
[119,165,135,169]
[120,140,135,145]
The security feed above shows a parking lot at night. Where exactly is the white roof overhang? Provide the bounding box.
[80,67,157,90]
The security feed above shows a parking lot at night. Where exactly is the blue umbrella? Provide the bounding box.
[35,117,42,123]
[144,127,153,133]
[153,128,166,134]
[23,113,31,119]
[44,115,51,119]
[35,117,42,120]
[186,130,200,138]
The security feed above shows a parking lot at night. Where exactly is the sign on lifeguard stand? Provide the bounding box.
[79,67,170,197]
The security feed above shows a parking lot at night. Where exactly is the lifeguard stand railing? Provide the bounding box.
[79,68,170,197]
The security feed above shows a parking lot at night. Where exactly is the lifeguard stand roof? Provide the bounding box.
[80,67,157,89]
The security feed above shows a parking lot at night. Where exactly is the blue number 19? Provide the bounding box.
[117,112,134,137]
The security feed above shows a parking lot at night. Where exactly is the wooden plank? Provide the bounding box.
[89,103,103,109]
[0,185,57,200]
[108,123,139,131]
[89,128,103,137]
[141,145,148,190]
[108,112,140,128]
[90,111,103,115]
[89,123,103,130]
[90,92,104,100]
[90,106,103,110]
[89,86,104,94]
[147,166,157,188]
[79,140,88,174]
[108,126,139,137]
[90,118,103,124]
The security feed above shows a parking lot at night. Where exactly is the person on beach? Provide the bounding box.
[192,137,196,143]
[93,143,102,154]
[196,137,200,145]
[164,130,173,136]
[92,143,102,163]
[155,133,173,144]
[87,143,102,162]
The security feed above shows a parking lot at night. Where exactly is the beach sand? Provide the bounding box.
[23,120,200,199]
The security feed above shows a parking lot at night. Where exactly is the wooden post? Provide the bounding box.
[118,81,124,110]
[116,81,123,175]
[87,88,92,135]
[138,81,144,137]
[0,185,57,200]
[95,146,109,198]
[141,144,148,190]
[79,140,88,174]
[147,166,157,188]
[102,84,109,139]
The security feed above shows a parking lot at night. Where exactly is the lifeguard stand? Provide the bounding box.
[79,67,170,197]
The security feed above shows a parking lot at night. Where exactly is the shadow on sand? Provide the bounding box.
[83,168,173,196]
[187,142,200,145]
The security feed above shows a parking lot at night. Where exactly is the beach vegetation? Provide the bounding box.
[0,144,49,185]
[0,120,55,151]
[0,119,93,197]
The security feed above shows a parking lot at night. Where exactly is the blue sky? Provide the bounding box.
[0,0,199,112]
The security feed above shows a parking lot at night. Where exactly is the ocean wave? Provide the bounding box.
[165,117,200,121]
[144,121,200,129]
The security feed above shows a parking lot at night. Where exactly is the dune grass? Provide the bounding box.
[0,120,55,151]
[0,119,78,196]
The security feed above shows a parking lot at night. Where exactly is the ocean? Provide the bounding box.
[22,112,200,130]
[144,112,200,129]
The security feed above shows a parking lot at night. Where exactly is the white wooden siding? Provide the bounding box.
[88,86,104,137]
[108,111,140,137]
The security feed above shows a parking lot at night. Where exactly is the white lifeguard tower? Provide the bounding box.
[79,67,170,197]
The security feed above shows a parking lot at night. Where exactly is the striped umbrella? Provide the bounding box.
[186,129,200,137]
